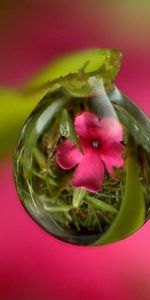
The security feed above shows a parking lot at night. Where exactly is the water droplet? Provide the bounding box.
[13,50,150,246]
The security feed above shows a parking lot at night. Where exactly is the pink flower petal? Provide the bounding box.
[72,150,104,193]
[74,112,123,145]
[101,142,124,176]
[56,140,83,169]
[99,118,123,143]
[74,111,102,140]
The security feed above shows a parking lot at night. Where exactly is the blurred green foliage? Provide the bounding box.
[0,89,39,157]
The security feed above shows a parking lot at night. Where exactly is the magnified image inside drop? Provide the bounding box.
[14,49,150,246]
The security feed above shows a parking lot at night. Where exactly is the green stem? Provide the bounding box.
[44,204,73,212]
[84,195,118,214]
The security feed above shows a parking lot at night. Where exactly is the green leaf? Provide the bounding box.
[33,147,46,169]
[26,49,116,85]
[60,109,82,151]
[84,195,118,214]
[23,88,71,176]
[72,189,87,208]
[115,105,150,153]
[24,48,122,95]
[95,156,146,245]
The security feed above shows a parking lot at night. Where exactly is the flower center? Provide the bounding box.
[92,140,100,148]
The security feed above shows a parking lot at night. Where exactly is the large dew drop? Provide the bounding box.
[14,49,150,245]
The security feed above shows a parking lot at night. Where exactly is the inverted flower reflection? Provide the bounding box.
[56,112,124,192]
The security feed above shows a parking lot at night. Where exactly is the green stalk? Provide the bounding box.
[84,195,118,214]
[44,204,73,212]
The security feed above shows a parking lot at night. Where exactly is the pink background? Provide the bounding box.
[1,1,150,299]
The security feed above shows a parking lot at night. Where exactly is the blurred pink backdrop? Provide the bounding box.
[1,1,150,299]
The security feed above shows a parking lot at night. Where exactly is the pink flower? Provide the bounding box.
[56,111,124,193]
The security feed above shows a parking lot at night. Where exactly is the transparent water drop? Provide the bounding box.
[14,49,150,246]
